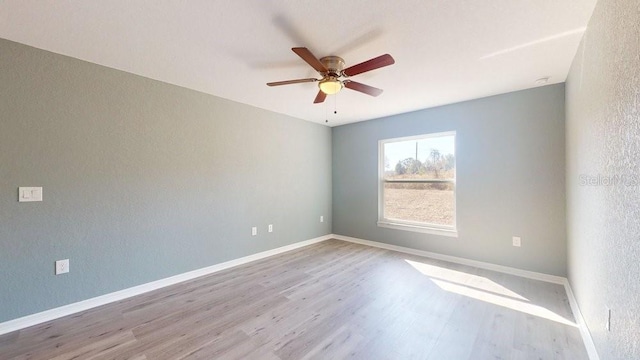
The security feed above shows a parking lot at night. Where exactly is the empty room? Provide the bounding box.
[1,1,638,359]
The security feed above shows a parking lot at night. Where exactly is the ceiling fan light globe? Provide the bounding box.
[319,78,343,95]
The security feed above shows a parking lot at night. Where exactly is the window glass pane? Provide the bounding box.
[383,182,454,226]
[383,135,455,180]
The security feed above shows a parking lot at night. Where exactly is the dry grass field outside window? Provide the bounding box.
[383,183,455,226]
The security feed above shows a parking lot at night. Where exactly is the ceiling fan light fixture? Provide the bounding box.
[319,77,343,95]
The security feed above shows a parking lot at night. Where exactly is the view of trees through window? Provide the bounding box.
[381,133,456,228]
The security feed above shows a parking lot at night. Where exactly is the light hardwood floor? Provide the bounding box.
[0,239,588,359]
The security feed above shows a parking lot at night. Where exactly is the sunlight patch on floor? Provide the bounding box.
[404,259,576,327]
[405,259,528,301]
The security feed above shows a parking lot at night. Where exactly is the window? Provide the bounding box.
[378,131,457,236]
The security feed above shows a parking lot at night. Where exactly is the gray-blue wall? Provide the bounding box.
[566,0,640,358]
[0,38,332,323]
[332,84,567,276]
[0,35,579,326]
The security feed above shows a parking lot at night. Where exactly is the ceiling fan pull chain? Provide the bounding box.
[325,99,328,123]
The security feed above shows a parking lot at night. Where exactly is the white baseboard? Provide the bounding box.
[0,234,332,336]
[563,279,600,360]
[332,234,600,360]
[332,234,566,284]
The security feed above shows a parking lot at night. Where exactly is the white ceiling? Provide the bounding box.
[0,1,597,126]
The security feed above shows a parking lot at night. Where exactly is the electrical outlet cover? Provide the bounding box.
[512,236,521,247]
[55,259,69,275]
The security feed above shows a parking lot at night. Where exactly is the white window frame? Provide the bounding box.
[377,131,457,237]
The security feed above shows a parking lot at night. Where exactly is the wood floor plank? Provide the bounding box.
[49,330,137,360]
[0,332,18,348]
[0,240,588,360]
[300,325,366,360]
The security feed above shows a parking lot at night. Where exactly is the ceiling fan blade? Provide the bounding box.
[292,47,328,73]
[313,90,327,104]
[342,54,395,77]
[344,81,384,97]
[267,78,318,86]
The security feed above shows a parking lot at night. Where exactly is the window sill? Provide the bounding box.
[377,221,458,237]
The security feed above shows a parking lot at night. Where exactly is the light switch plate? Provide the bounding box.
[251,227,257,236]
[19,187,43,202]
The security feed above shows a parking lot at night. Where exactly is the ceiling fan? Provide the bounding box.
[267,47,395,104]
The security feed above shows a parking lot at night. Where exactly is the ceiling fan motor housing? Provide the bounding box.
[317,56,346,95]
[320,56,345,77]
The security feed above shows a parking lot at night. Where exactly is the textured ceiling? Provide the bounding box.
[0,1,597,126]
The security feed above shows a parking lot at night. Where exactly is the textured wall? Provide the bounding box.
[0,39,332,323]
[565,0,640,359]
[333,85,567,276]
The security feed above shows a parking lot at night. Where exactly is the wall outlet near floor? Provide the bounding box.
[55,259,69,275]
[251,227,257,236]
[605,307,611,331]
[320,216,324,223]
[512,236,522,247]
[268,224,273,233]
[512,236,521,247]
